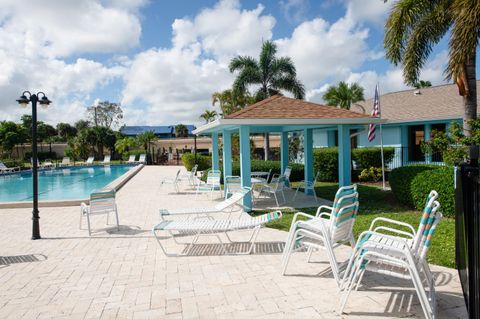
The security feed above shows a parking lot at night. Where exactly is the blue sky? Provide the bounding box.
[0,0,461,126]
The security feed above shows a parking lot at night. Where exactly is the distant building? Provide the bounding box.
[120,125,196,139]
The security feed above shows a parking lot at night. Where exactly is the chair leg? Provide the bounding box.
[274,193,279,207]
[293,186,300,200]
[79,209,83,229]
[115,207,120,231]
[86,214,92,236]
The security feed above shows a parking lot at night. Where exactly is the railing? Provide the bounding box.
[385,146,444,169]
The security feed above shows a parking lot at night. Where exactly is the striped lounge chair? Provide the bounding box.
[152,211,282,256]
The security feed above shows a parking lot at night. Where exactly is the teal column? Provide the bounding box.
[211,132,219,170]
[222,130,232,197]
[239,126,252,211]
[280,132,289,175]
[338,124,351,186]
[304,128,313,195]
[327,130,336,147]
[400,125,409,165]
[424,124,432,163]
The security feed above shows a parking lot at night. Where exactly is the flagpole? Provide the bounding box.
[378,84,386,190]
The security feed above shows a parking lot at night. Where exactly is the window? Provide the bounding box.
[408,125,425,162]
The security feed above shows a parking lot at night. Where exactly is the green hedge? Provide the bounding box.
[389,165,439,207]
[313,148,338,182]
[411,166,455,217]
[181,153,211,171]
[352,147,395,170]
[0,159,26,169]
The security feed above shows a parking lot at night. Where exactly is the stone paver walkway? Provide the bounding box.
[0,166,467,318]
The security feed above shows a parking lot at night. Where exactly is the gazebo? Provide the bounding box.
[193,95,385,209]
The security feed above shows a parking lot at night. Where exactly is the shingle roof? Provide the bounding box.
[225,95,372,119]
[353,81,480,123]
[121,125,195,136]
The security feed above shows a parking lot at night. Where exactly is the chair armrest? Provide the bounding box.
[290,211,317,228]
[80,202,89,214]
[372,226,415,239]
[317,212,331,219]
[315,205,333,217]
[368,217,416,235]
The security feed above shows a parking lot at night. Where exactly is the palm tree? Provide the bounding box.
[137,131,156,164]
[212,89,255,116]
[199,110,218,124]
[175,124,189,138]
[322,81,365,109]
[414,80,432,89]
[384,0,478,148]
[229,40,305,159]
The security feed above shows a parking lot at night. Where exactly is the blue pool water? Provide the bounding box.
[0,165,135,202]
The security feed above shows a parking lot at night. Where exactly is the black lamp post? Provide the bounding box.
[16,91,52,240]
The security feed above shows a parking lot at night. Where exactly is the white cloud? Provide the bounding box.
[344,0,393,25]
[280,0,309,24]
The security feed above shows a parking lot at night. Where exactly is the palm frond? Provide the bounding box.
[271,76,306,99]
[229,56,258,73]
[271,57,297,78]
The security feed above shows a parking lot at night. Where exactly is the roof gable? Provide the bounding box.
[225,95,372,120]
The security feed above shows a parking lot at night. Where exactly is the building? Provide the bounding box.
[313,81,480,167]
[120,125,196,138]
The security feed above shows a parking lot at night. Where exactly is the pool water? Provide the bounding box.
[0,165,135,202]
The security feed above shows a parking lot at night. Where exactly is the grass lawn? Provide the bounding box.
[254,182,455,268]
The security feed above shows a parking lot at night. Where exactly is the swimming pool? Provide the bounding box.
[0,165,136,202]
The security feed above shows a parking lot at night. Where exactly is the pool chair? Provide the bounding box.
[258,176,287,207]
[76,156,94,166]
[159,187,251,221]
[80,190,120,236]
[271,166,292,188]
[179,164,198,186]
[340,191,441,319]
[126,154,136,164]
[59,157,71,167]
[195,170,221,199]
[160,169,181,193]
[293,171,320,202]
[152,211,282,256]
[136,154,146,164]
[102,155,111,164]
[0,161,20,173]
[224,175,242,198]
[281,196,359,286]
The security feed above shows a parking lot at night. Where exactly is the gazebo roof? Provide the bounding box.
[193,94,385,135]
[225,95,370,120]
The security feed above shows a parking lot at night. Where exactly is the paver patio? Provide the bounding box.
[0,166,467,318]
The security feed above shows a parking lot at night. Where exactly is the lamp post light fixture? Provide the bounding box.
[16,91,52,240]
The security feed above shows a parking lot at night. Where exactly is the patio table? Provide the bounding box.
[251,171,269,178]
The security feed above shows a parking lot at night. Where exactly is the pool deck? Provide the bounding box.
[0,166,467,318]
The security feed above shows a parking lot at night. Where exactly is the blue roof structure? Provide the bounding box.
[121,125,196,136]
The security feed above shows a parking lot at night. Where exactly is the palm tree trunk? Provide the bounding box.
[463,51,478,160]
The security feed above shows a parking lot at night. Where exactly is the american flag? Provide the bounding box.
[367,84,381,142]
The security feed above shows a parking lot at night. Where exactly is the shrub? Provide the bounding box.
[313,148,338,182]
[122,149,146,161]
[181,153,211,171]
[1,159,25,169]
[389,165,440,207]
[358,167,383,182]
[411,166,455,217]
[352,147,395,170]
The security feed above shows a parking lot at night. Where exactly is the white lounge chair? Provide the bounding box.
[102,155,111,164]
[137,154,146,164]
[80,190,120,236]
[160,169,182,193]
[180,164,198,186]
[340,191,441,319]
[152,211,282,256]
[258,175,287,207]
[127,155,136,164]
[59,157,71,167]
[195,170,221,199]
[293,171,320,202]
[159,187,251,221]
[0,161,20,173]
[76,156,94,166]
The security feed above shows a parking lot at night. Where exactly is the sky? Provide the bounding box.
[0,0,459,127]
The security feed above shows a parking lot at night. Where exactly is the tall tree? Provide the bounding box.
[384,0,479,158]
[323,81,365,109]
[74,120,90,131]
[56,123,77,141]
[87,101,123,128]
[229,40,305,159]
[414,80,432,89]
[212,89,255,116]
[175,124,189,138]
[200,110,218,124]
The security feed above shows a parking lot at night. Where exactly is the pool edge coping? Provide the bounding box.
[0,164,144,209]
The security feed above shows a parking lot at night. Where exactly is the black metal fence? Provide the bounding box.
[455,163,480,318]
